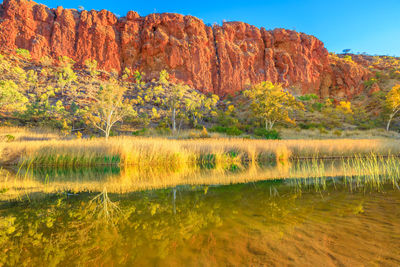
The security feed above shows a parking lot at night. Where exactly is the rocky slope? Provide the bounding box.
[0,0,374,97]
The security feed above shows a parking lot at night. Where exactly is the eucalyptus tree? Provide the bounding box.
[386,84,400,131]
[86,79,137,139]
[244,81,304,130]
[0,80,28,112]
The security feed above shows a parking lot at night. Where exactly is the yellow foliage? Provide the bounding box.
[343,55,354,63]
[244,81,304,130]
[75,131,83,139]
[227,105,235,113]
[336,101,353,114]
[385,84,400,130]
[386,84,400,111]
[200,127,209,138]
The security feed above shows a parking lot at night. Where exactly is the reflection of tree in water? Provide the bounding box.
[1,177,395,265]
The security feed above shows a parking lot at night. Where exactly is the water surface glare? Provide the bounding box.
[0,175,399,266]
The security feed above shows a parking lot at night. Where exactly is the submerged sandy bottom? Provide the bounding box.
[1,177,399,266]
[136,189,400,266]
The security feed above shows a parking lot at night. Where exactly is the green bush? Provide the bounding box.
[312,102,324,111]
[356,121,377,130]
[298,94,318,101]
[15,48,31,59]
[225,126,242,136]
[216,111,239,127]
[253,128,280,139]
[209,126,242,136]
[132,128,148,136]
[298,122,322,130]
[209,125,227,133]
[363,78,377,88]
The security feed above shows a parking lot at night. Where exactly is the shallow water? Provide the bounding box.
[2,156,400,199]
[1,173,399,266]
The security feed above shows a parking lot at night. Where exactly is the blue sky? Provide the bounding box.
[37,0,400,56]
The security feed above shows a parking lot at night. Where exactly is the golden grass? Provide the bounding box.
[0,126,61,141]
[1,136,400,167]
[280,128,400,139]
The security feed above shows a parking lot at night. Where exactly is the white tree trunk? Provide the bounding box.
[105,129,110,140]
[387,109,399,131]
[386,115,393,131]
[172,108,176,132]
[265,120,274,130]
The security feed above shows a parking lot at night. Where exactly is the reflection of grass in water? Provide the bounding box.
[287,155,400,194]
[27,166,121,182]
[1,154,400,201]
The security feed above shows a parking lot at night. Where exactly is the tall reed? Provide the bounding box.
[1,137,399,168]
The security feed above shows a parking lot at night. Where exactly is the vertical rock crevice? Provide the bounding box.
[211,25,222,95]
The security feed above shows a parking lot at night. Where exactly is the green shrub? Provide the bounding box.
[15,48,31,59]
[216,111,239,127]
[209,125,227,133]
[109,129,116,137]
[298,94,318,101]
[298,122,322,130]
[356,121,377,130]
[132,128,148,136]
[363,78,377,88]
[225,126,242,136]
[312,102,324,111]
[253,128,280,139]
[209,126,242,136]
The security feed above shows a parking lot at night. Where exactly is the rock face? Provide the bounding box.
[0,0,373,98]
[329,56,372,98]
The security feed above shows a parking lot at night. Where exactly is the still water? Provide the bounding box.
[1,169,399,266]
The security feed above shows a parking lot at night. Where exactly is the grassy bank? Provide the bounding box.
[1,135,400,168]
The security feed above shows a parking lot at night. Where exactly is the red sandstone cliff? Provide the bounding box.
[0,0,373,97]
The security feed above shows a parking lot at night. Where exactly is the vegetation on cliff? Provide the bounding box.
[0,50,399,140]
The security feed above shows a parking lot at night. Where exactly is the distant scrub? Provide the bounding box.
[209,126,242,136]
[253,128,280,139]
